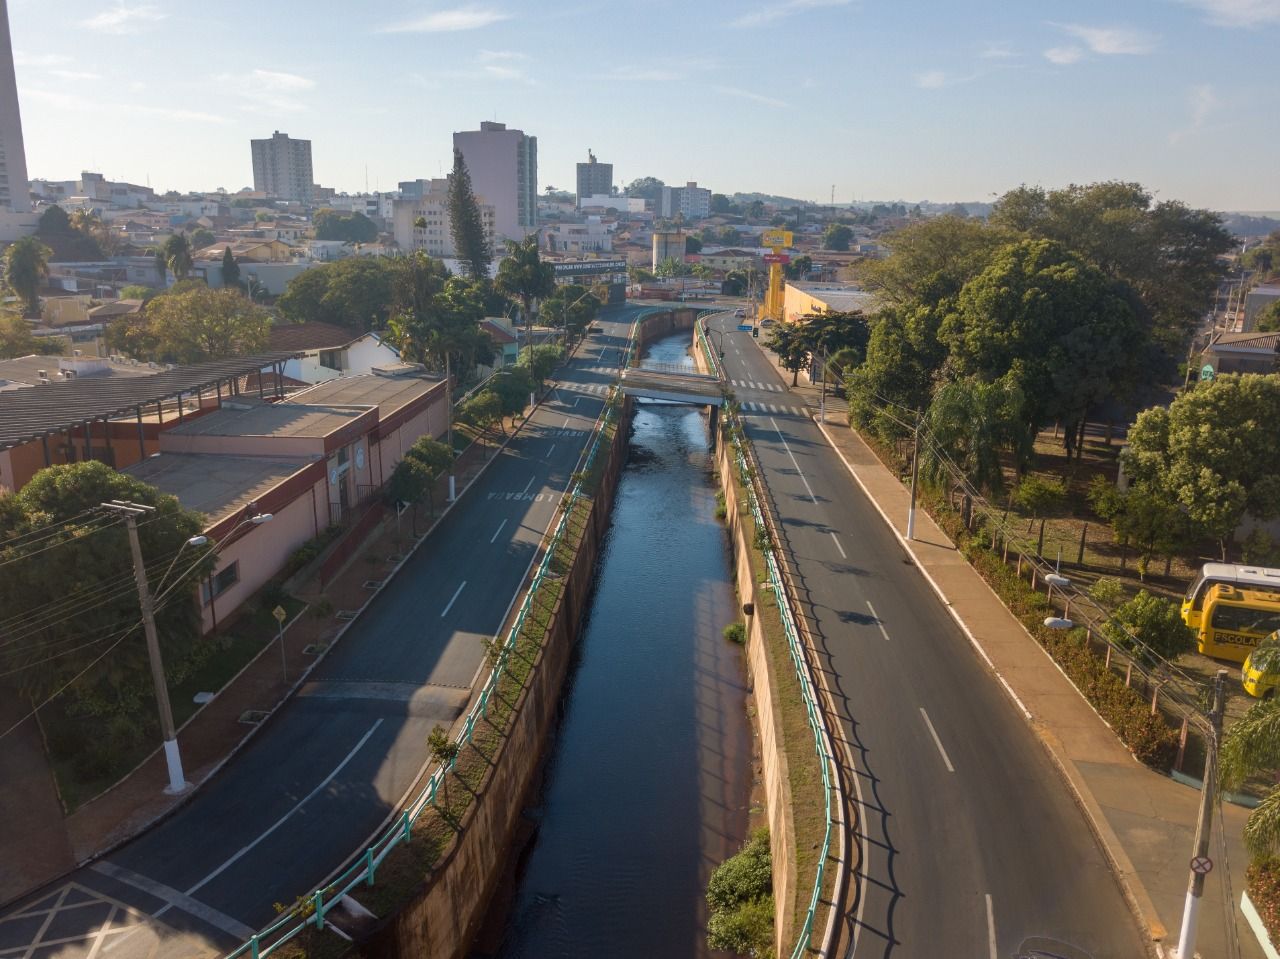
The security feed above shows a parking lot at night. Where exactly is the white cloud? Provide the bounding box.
[26,88,225,124]
[477,49,526,62]
[608,66,682,82]
[379,6,510,34]
[1043,45,1085,64]
[733,0,849,29]
[1053,23,1157,55]
[1179,0,1280,26]
[13,52,71,68]
[215,69,316,113]
[713,84,789,107]
[914,69,981,89]
[49,69,101,80]
[81,3,167,34]
[1170,84,1221,143]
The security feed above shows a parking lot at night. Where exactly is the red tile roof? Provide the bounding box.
[267,322,358,352]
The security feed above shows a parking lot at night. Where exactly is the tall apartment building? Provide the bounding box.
[0,0,30,213]
[452,121,537,242]
[575,150,612,206]
[390,179,496,261]
[250,131,313,204]
[659,181,711,221]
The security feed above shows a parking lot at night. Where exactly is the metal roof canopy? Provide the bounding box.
[0,351,301,450]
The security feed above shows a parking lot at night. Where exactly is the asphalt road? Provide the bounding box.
[709,315,1147,959]
[0,305,651,959]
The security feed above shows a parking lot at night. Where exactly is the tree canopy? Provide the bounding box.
[495,236,554,325]
[0,461,213,704]
[625,177,665,201]
[0,313,61,358]
[36,206,106,261]
[1121,373,1280,554]
[448,149,492,280]
[539,283,601,336]
[106,286,271,364]
[386,256,494,377]
[277,257,396,332]
[822,223,853,251]
[313,209,379,244]
[4,236,50,316]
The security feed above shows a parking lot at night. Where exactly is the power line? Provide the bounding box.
[0,515,122,570]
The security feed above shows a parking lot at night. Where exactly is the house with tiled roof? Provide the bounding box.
[267,322,402,385]
[1205,330,1280,375]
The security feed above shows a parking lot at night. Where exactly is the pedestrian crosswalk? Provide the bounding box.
[729,379,784,392]
[739,401,806,416]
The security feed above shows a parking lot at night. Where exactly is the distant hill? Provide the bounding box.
[1222,213,1280,237]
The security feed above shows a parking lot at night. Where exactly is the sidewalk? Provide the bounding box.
[755,345,1262,959]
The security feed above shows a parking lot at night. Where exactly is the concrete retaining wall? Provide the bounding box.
[635,307,701,354]
[357,402,629,959]
[713,431,799,956]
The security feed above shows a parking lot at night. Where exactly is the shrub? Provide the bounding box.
[1102,590,1195,663]
[1088,577,1126,610]
[715,490,728,521]
[723,622,746,645]
[1250,859,1280,946]
[1013,474,1067,518]
[707,829,772,911]
[707,896,775,957]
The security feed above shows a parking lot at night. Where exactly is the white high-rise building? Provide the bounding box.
[250,131,313,204]
[390,178,495,260]
[0,0,30,214]
[452,121,537,242]
[659,181,712,221]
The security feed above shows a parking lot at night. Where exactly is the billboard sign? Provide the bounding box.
[551,259,628,277]
[762,253,790,265]
[761,229,794,248]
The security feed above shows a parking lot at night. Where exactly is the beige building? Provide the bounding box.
[783,281,878,324]
[390,179,495,258]
[652,231,685,270]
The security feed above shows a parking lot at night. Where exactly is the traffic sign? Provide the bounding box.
[737,324,753,332]
[1199,363,1216,382]
[1190,855,1213,875]
[272,605,287,624]
[763,253,791,265]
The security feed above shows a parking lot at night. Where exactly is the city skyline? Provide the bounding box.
[8,0,1280,211]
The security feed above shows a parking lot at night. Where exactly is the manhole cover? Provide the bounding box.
[238,710,270,725]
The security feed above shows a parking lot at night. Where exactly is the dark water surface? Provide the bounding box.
[486,332,752,959]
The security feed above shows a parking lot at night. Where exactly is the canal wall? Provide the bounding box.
[695,327,799,955]
[634,307,702,355]
[358,399,631,959]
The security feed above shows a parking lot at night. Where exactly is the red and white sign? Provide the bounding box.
[763,253,791,265]
[1190,855,1213,875]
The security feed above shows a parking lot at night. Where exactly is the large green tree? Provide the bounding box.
[4,236,51,316]
[447,149,492,280]
[1122,373,1280,556]
[388,274,494,376]
[921,375,1030,494]
[624,177,665,202]
[220,247,241,290]
[161,233,193,282]
[765,323,811,387]
[495,236,555,355]
[822,223,853,251]
[1222,697,1280,857]
[539,283,601,337]
[856,214,1012,308]
[313,209,379,244]
[108,286,271,364]
[0,313,62,358]
[277,258,395,332]
[846,304,947,438]
[939,239,1144,458]
[36,206,105,261]
[0,461,213,705]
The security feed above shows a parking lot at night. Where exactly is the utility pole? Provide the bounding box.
[102,501,189,795]
[818,344,827,424]
[1173,668,1227,959]
[906,414,921,540]
[445,352,456,502]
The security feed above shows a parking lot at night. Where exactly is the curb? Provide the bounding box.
[812,416,1169,956]
[1242,890,1280,959]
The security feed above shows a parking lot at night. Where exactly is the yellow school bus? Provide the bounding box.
[1197,585,1280,663]
[1181,563,1280,630]
[1242,633,1280,698]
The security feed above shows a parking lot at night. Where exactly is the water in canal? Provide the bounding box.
[482,332,753,958]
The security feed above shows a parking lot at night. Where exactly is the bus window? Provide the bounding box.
[1185,570,1208,610]
[1210,604,1280,636]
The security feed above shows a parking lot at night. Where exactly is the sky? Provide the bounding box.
[8,0,1280,212]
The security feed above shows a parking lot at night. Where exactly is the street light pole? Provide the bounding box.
[102,501,188,795]
[1173,668,1228,959]
[445,352,455,503]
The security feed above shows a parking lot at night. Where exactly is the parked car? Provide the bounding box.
[760,318,776,327]
[734,308,746,317]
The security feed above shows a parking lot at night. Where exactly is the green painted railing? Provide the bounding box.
[697,315,842,959]
[221,321,643,959]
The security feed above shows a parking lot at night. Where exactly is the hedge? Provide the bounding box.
[1249,858,1280,946]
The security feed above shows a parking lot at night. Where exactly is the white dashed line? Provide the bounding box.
[920,707,956,772]
[489,519,507,544]
[830,532,847,559]
[771,418,817,505]
[441,581,467,618]
[865,601,891,641]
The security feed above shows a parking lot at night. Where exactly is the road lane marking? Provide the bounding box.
[520,475,536,496]
[986,894,997,959]
[770,418,817,504]
[561,416,570,429]
[919,708,955,772]
[830,532,847,559]
[866,601,892,641]
[90,861,255,941]
[489,519,507,544]
[546,443,556,459]
[441,581,467,618]
[185,720,384,896]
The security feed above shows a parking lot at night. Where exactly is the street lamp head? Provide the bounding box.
[1043,617,1075,630]
[187,535,209,547]
[250,513,274,525]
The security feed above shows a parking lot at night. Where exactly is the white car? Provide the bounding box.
[734,308,746,318]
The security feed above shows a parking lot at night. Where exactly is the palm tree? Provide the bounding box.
[494,236,554,363]
[161,233,193,282]
[921,376,1029,496]
[1221,699,1280,857]
[4,236,51,317]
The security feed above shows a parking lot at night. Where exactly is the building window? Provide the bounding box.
[202,561,240,604]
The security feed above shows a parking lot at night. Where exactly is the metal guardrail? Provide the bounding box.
[697,316,843,959]
[221,323,639,959]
